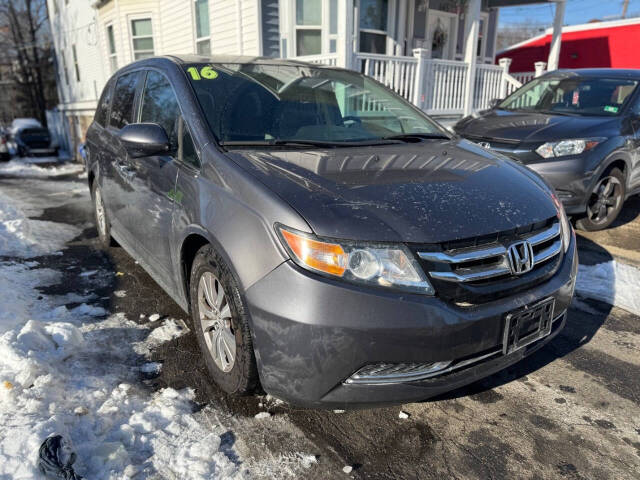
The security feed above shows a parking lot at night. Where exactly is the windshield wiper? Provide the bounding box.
[219,138,401,148]
[383,133,450,142]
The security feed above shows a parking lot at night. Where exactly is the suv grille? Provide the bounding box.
[415,218,563,304]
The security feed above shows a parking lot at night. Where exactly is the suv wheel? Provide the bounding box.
[92,182,114,247]
[576,167,625,231]
[189,245,259,395]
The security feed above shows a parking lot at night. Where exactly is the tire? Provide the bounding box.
[91,182,115,248]
[189,244,259,395]
[575,167,626,231]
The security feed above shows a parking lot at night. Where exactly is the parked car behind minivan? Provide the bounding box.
[85,56,577,408]
[455,69,640,231]
[13,125,58,157]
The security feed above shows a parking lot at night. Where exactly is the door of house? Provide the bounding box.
[426,10,456,59]
[409,5,457,60]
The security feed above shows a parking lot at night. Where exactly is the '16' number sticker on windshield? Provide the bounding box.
[187,66,218,80]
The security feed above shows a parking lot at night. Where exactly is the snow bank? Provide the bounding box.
[576,260,640,316]
[0,158,84,178]
[0,190,81,258]
[0,281,245,479]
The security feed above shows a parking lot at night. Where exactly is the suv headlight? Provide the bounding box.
[551,194,571,252]
[536,138,603,158]
[276,225,434,294]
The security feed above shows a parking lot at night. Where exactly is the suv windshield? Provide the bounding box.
[499,75,638,116]
[184,63,448,146]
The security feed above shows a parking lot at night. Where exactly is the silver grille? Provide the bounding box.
[418,222,562,283]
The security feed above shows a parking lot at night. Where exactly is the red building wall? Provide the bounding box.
[496,22,640,73]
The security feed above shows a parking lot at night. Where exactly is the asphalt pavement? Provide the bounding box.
[1,166,638,480]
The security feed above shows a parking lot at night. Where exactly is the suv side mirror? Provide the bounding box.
[489,98,502,109]
[118,123,170,158]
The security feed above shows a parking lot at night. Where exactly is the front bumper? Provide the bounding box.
[245,235,578,408]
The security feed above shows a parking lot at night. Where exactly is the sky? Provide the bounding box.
[498,0,639,28]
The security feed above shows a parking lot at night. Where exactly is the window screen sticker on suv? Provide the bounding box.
[502,297,555,355]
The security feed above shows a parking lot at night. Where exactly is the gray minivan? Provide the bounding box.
[85,56,577,408]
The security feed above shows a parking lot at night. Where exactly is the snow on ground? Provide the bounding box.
[576,260,640,316]
[0,170,318,478]
[0,157,83,178]
[0,189,82,258]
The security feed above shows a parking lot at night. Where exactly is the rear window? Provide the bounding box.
[21,128,49,136]
[109,71,142,129]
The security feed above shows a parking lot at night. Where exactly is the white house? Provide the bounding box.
[47,0,108,155]
[48,0,567,154]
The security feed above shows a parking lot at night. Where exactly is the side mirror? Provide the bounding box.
[118,123,170,158]
[489,98,502,109]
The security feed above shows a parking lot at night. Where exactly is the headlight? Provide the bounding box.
[535,138,602,158]
[276,225,434,295]
[551,194,571,252]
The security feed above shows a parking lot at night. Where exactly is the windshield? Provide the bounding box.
[499,76,638,116]
[184,63,448,146]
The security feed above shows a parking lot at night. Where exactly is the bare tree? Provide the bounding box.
[0,0,57,126]
[496,22,547,53]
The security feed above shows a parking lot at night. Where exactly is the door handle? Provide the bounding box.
[115,161,136,178]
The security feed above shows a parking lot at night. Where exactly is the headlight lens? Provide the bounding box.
[277,225,434,294]
[535,138,602,158]
[551,194,571,252]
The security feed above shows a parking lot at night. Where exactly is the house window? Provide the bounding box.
[295,0,322,56]
[194,0,211,54]
[359,0,388,54]
[131,18,155,60]
[71,44,80,81]
[107,24,118,73]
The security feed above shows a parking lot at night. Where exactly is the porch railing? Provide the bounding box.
[291,51,527,118]
[511,71,536,85]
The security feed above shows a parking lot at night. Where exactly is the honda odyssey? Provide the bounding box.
[85,56,577,408]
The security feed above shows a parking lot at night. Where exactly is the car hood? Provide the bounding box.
[455,109,619,145]
[225,139,557,244]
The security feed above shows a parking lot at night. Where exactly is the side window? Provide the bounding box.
[110,72,141,129]
[178,117,200,168]
[94,81,113,127]
[140,71,180,145]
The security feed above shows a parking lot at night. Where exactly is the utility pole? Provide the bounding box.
[622,0,629,18]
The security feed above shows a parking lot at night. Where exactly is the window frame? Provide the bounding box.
[357,0,392,54]
[95,78,114,128]
[289,0,340,57]
[192,0,211,55]
[129,15,155,61]
[137,68,201,170]
[106,23,118,73]
[108,69,144,131]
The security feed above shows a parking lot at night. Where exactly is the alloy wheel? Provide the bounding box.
[586,175,622,225]
[197,272,236,373]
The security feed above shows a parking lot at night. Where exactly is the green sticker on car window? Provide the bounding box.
[187,66,218,80]
[603,105,618,113]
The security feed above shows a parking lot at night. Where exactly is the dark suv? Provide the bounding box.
[455,69,640,231]
[85,56,577,408]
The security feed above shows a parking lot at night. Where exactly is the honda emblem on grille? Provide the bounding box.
[507,240,534,275]
[478,141,491,149]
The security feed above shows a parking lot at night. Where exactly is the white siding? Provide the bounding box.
[211,0,261,55]
[48,0,107,111]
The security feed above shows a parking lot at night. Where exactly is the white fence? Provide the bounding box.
[292,52,526,117]
[511,71,536,85]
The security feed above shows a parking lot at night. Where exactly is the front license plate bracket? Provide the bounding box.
[503,298,555,355]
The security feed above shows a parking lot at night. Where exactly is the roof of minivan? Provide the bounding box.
[132,54,338,69]
[544,68,640,78]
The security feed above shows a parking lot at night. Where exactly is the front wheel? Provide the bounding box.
[189,245,259,395]
[575,167,626,231]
